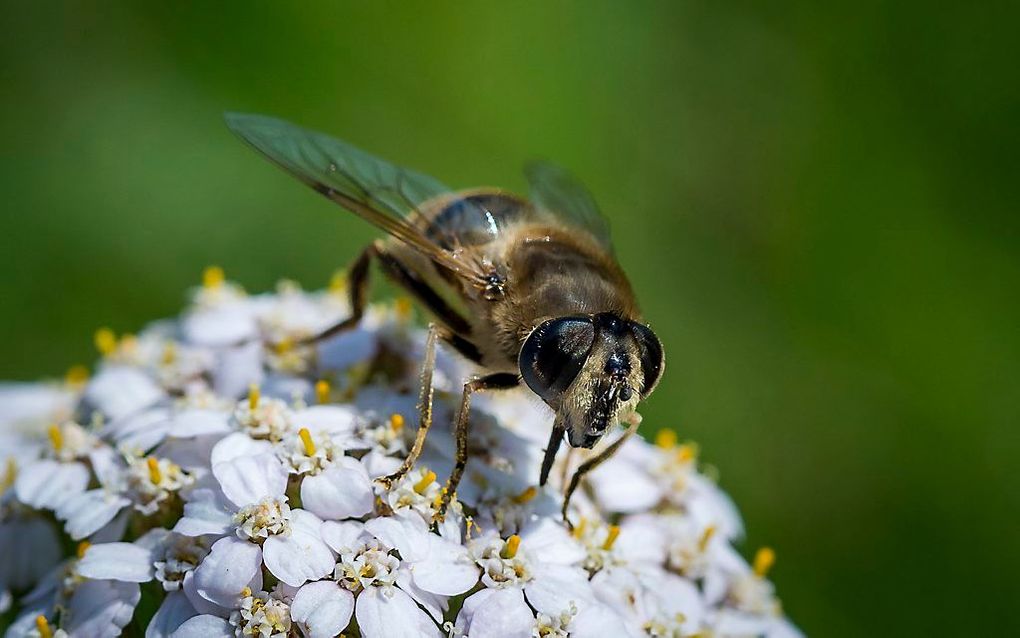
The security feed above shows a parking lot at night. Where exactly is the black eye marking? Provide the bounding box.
[519,316,595,404]
[630,322,664,397]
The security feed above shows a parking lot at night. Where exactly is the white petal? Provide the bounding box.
[183,305,258,348]
[210,432,273,466]
[56,489,130,540]
[78,541,154,582]
[213,452,287,508]
[364,514,431,562]
[14,460,89,510]
[171,409,232,438]
[320,520,367,553]
[521,518,586,566]
[170,614,233,638]
[0,516,62,591]
[301,458,375,520]
[396,567,445,623]
[588,453,663,513]
[174,489,235,537]
[291,405,359,437]
[570,601,632,638]
[85,365,164,421]
[412,537,478,596]
[291,580,355,638]
[459,588,533,638]
[262,517,335,587]
[146,590,197,638]
[355,586,442,638]
[65,579,140,636]
[191,536,262,608]
[109,407,172,453]
[213,341,264,398]
[182,570,231,617]
[525,564,595,617]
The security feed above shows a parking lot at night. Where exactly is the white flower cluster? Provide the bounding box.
[0,268,801,638]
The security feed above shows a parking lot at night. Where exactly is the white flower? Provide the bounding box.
[277,426,375,520]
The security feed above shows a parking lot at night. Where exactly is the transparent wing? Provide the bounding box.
[225,112,483,278]
[524,160,613,250]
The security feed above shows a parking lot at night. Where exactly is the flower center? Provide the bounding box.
[474,535,531,587]
[234,390,293,442]
[154,535,210,591]
[534,602,577,637]
[334,541,399,592]
[45,422,94,462]
[230,588,291,638]
[128,456,193,515]
[280,428,339,476]
[644,613,688,638]
[235,497,291,540]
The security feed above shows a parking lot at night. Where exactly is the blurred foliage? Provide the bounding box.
[1,1,1017,634]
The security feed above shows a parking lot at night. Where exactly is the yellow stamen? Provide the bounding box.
[248,384,260,411]
[328,270,348,294]
[147,457,162,484]
[76,540,91,559]
[572,517,588,539]
[47,424,63,453]
[161,342,177,366]
[64,364,90,387]
[414,469,436,494]
[512,486,537,504]
[35,615,53,638]
[1,457,16,492]
[298,428,317,456]
[602,525,621,550]
[202,265,225,289]
[274,338,294,355]
[389,413,405,432]
[94,327,117,356]
[753,547,776,578]
[315,379,331,404]
[395,297,413,320]
[698,525,717,552]
[676,443,698,463]
[240,586,252,598]
[500,534,521,559]
[654,428,677,449]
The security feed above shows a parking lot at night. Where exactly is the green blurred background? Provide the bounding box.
[2,2,1017,634]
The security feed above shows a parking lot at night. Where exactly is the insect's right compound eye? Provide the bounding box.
[519,316,596,404]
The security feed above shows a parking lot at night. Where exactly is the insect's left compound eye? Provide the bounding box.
[519,316,596,404]
[630,322,665,397]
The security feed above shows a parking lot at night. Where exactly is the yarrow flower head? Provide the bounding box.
[0,267,800,638]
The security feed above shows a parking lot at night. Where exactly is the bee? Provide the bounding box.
[226,113,664,525]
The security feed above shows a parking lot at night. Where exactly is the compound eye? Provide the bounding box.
[630,322,665,397]
[519,316,596,404]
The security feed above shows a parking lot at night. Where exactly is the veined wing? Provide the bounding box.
[524,160,613,251]
[225,112,486,280]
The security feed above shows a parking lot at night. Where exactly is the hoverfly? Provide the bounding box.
[226,113,664,525]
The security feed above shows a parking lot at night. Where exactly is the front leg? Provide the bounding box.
[435,372,520,522]
[561,419,640,530]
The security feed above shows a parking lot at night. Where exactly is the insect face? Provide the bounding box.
[520,313,665,449]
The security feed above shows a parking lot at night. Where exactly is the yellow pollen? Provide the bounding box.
[389,413,405,432]
[274,338,294,355]
[47,424,63,453]
[328,270,347,294]
[431,486,449,509]
[147,457,162,484]
[602,525,621,550]
[76,540,91,559]
[35,615,52,638]
[698,525,717,552]
[654,428,677,449]
[753,547,776,578]
[676,443,698,463]
[94,327,117,356]
[572,517,588,539]
[414,469,436,494]
[202,265,225,289]
[500,534,521,559]
[248,384,260,411]
[298,428,317,456]
[315,379,330,404]
[395,297,413,319]
[512,485,537,504]
[240,586,252,598]
[1,457,16,492]
[64,364,90,387]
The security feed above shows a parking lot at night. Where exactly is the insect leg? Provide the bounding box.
[299,243,377,345]
[374,248,473,337]
[561,419,641,530]
[375,322,439,489]
[435,371,520,523]
[539,422,565,486]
